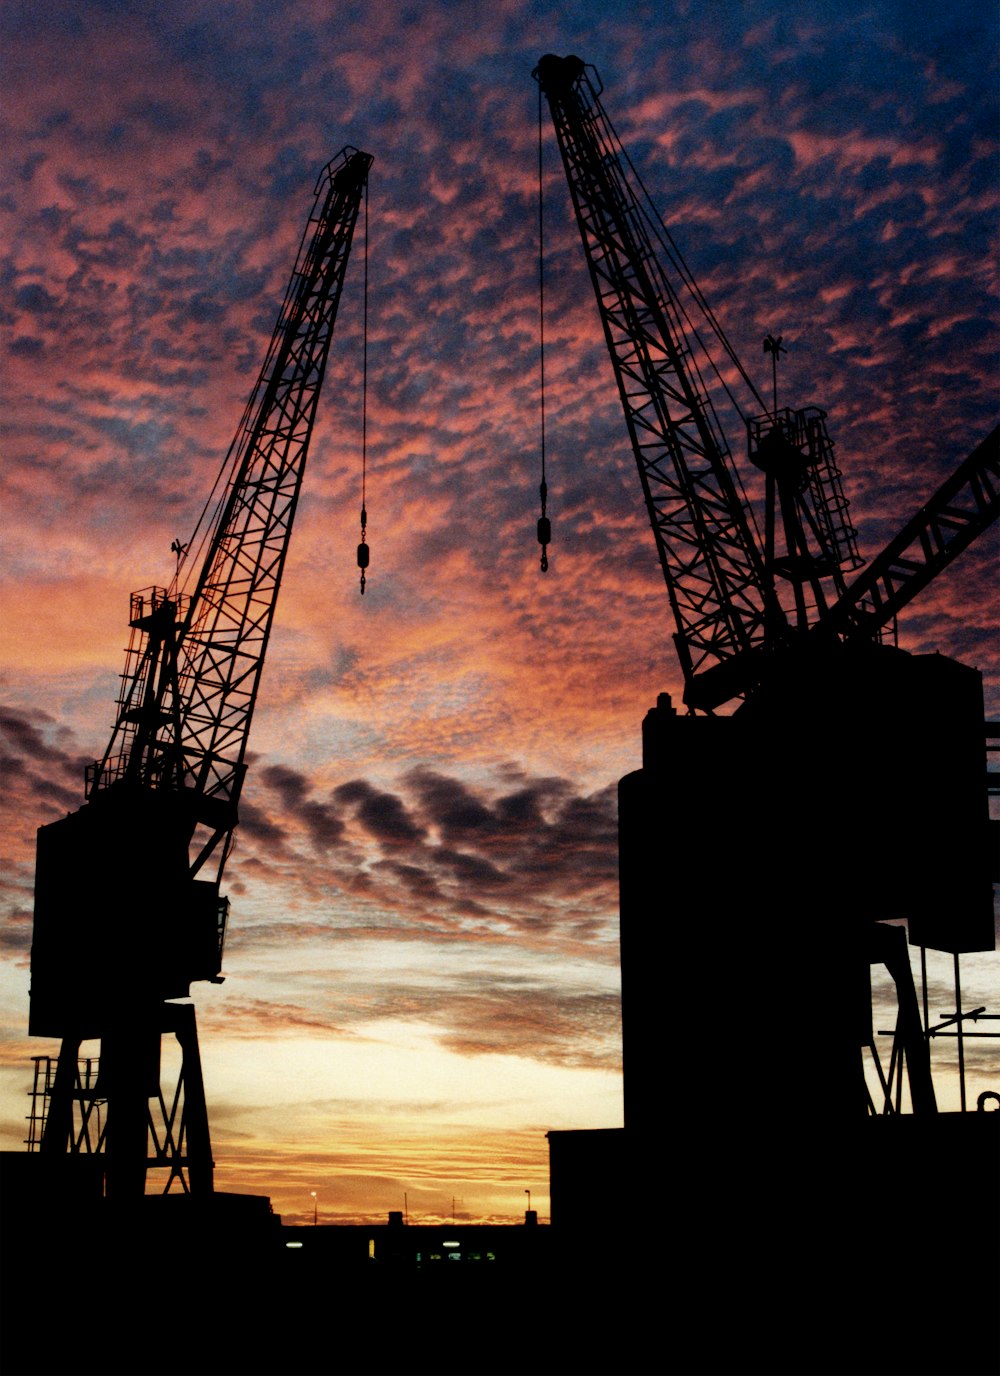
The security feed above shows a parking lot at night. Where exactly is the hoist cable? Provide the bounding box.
[536,84,551,572]
[358,179,370,594]
[362,179,369,514]
[583,76,769,422]
[608,108,770,419]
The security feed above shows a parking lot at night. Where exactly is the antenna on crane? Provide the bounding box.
[763,333,786,417]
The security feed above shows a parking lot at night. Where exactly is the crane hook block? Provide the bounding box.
[537,516,551,573]
[537,478,550,572]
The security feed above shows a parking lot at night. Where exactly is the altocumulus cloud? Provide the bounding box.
[236,759,620,950]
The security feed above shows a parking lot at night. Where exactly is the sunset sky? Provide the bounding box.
[2,0,997,1224]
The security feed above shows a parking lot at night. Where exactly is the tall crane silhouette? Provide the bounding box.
[536,67,999,1374]
[534,54,996,1128]
[28,147,373,1198]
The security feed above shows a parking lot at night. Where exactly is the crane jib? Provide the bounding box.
[87,148,373,876]
[534,55,781,704]
[534,56,996,712]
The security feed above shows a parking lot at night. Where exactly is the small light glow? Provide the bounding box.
[443,1240,460,1248]
[285,1241,304,1249]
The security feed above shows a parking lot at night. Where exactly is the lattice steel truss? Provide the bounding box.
[535,56,998,711]
[826,425,999,642]
[88,147,372,878]
[535,55,784,702]
[31,150,371,1199]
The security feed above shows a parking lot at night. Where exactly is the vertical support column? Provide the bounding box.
[101,1015,161,1199]
[954,953,967,1112]
[870,922,937,1116]
[168,1002,214,1195]
[39,1035,81,1156]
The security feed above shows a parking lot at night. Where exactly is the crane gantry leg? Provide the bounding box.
[33,1003,214,1197]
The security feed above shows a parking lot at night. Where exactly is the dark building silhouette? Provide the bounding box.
[619,647,994,1139]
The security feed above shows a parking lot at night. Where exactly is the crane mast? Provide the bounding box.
[28,146,372,1198]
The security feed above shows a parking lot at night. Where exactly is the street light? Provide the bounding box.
[311,1190,318,1226]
